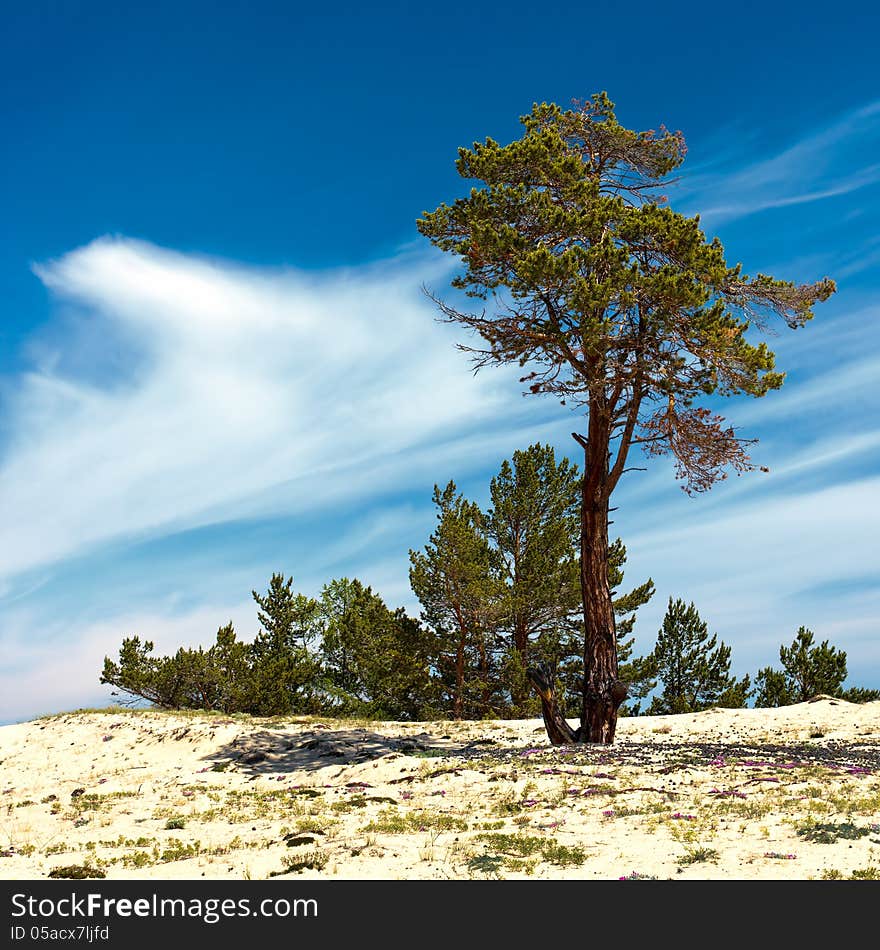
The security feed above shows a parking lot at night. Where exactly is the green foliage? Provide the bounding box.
[210,622,254,712]
[47,864,106,879]
[796,820,869,844]
[648,598,750,714]
[417,92,834,494]
[839,686,880,703]
[319,578,438,720]
[486,443,581,712]
[102,572,436,718]
[754,626,848,706]
[677,847,719,866]
[474,832,586,868]
[407,452,654,718]
[753,666,793,708]
[248,574,322,715]
[100,629,248,712]
[409,481,504,718]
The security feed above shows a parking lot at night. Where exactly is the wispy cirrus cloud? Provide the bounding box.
[0,237,548,585]
[674,100,880,227]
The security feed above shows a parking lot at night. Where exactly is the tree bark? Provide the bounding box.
[523,408,628,744]
[453,635,464,720]
[511,620,530,712]
[527,663,578,744]
[477,634,491,714]
[578,426,626,743]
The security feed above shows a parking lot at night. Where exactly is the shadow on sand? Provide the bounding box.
[200,726,501,777]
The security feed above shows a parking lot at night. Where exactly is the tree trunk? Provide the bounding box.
[453,634,465,720]
[527,663,577,744]
[527,416,627,745]
[477,634,491,714]
[578,433,626,743]
[511,620,530,712]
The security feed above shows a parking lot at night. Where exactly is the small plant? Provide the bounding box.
[48,865,106,879]
[619,871,659,880]
[276,849,328,874]
[797,820,870,844]
[121,851,153,869]
[473,833,586,870]
[164,817,186,830]
[467,854,504,878]
[363,809,467,835]
[677,847,719,866]
[157,839,201,863]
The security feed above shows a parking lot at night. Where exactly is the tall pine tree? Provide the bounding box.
[418,92,834,742]
[409,481,503,718]
[249,573,322,715]
[486,443,581,713]
[648,598,750,714]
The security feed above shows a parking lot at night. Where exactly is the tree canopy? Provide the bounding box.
[418,91,835,743]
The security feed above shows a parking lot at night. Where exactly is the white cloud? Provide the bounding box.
[0,602,255,724]
[675,99,880,227]
[0,237,549,584]
[618,475,880,679]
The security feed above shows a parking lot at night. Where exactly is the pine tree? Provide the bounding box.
[753,666,793,708]
[418,92,834,743]
[486,443,581,713]
[248,573,322,715]
[100,624,253,713]
[319,578,438,719]
[839,686,880,703]
[755,626,847,705]
[409,481,503,718]
[211,622,254,713]
[648,598,750,714]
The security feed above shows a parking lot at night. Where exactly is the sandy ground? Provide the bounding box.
[1,698,878,880]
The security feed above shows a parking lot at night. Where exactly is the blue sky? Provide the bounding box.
[2,1,879,722]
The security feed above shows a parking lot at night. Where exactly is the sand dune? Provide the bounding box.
[1,698,878,880]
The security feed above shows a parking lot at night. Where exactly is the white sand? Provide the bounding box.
[1,698,878,880]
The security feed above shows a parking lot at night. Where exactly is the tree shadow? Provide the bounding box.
[201,725,486,776]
